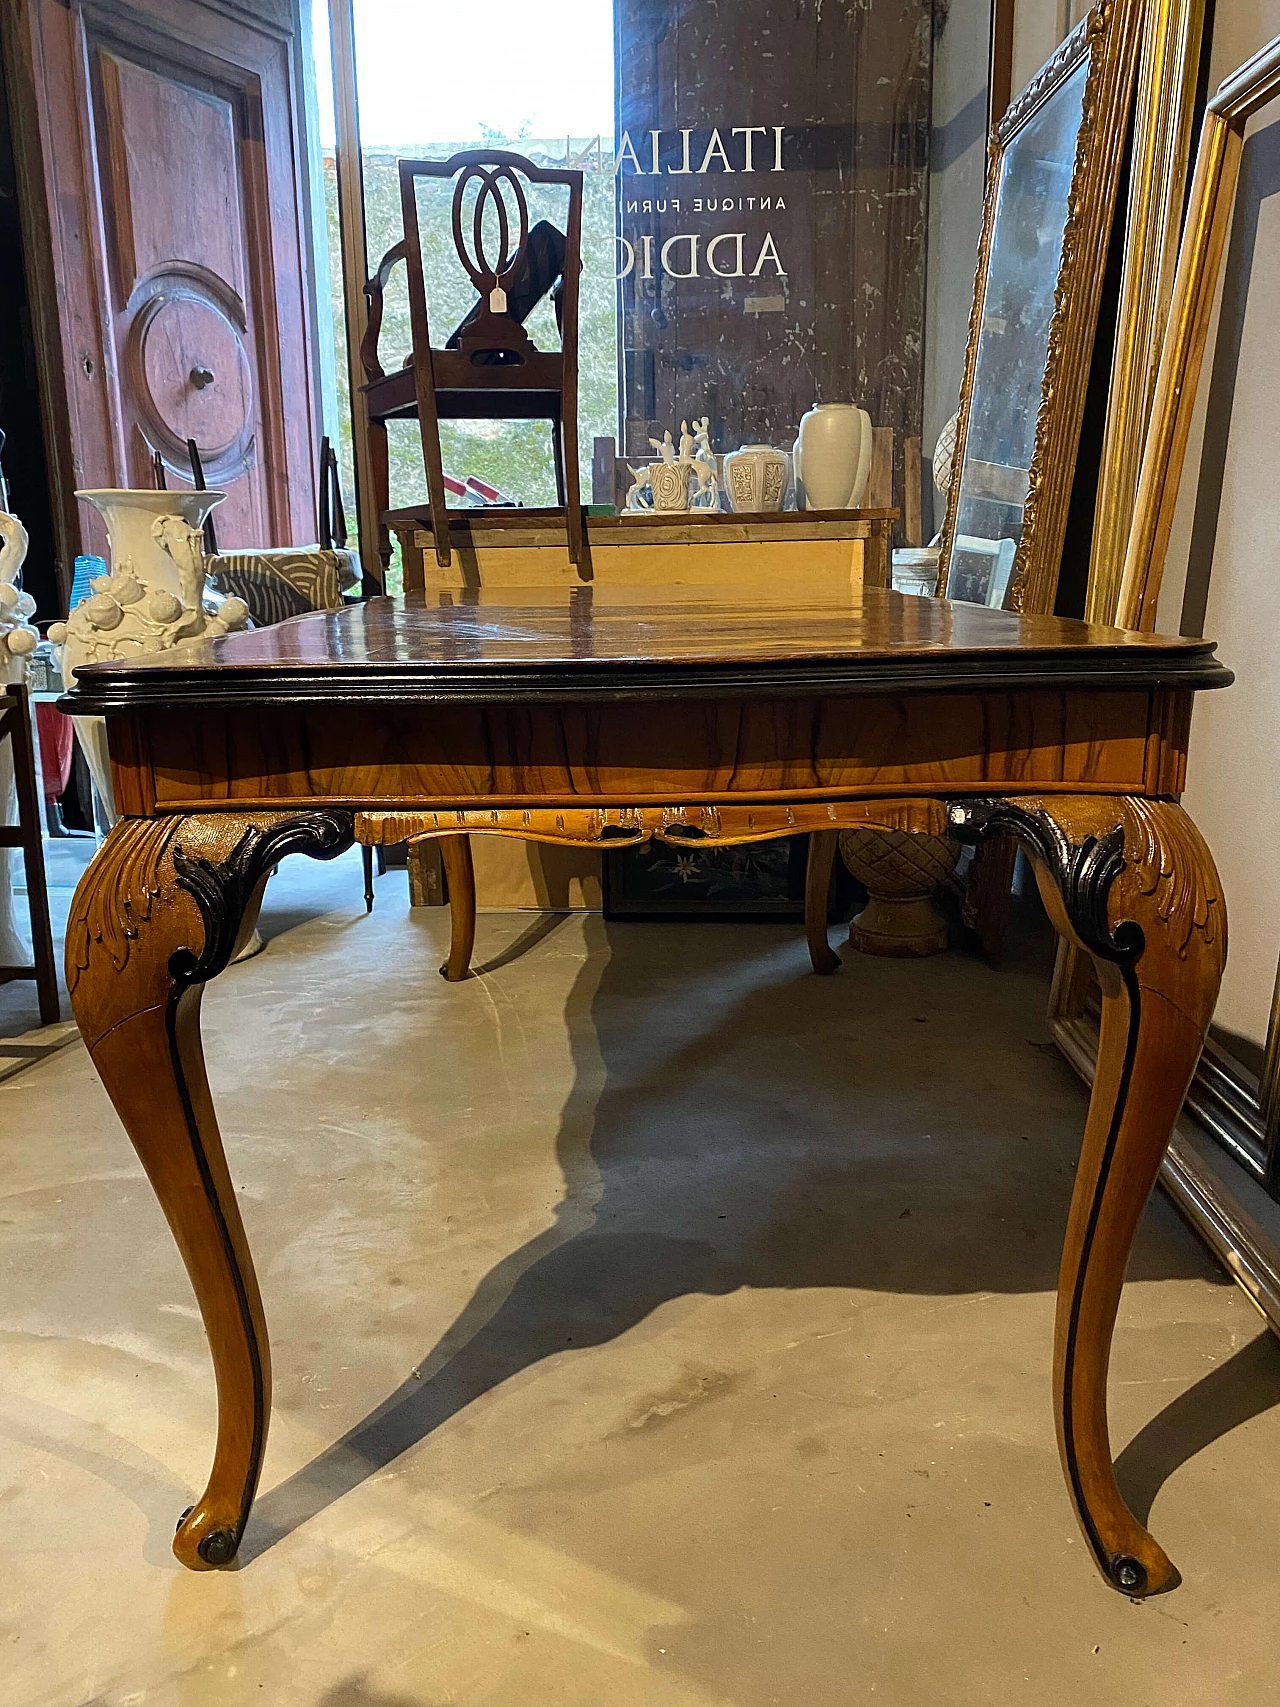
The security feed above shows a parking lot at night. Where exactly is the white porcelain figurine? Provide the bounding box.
[793,402,873,510]
[625,415,719,512]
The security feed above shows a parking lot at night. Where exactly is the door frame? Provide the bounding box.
[0,0,320,599]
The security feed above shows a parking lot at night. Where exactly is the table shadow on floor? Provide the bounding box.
[241,911,1268,1562]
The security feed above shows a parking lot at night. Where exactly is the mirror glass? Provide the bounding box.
[946,60,1087,607]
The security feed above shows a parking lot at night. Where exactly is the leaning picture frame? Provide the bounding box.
[937,0,1143,613]
[1050,33,1280,1332]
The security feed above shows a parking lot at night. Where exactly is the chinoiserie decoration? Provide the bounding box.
[838,824,960,958]
[1,508,40,969]
[722,443,788,513]
[626,417,719,511]
[48,489,250,824]
[794,402,873,510]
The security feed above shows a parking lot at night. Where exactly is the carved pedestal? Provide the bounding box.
[839,825,959,957]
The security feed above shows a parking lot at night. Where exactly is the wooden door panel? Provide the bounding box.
[3,0,317,585]
[94,42,265,545]
[98,52,248,299]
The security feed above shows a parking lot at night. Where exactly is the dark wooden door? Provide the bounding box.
[2,0,319,582]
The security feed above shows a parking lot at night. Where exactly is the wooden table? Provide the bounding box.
[62,582,1232,1595]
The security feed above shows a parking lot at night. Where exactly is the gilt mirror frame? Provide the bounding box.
[937,0,1143,614]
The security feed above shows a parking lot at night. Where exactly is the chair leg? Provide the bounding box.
[439,834,476,981]
[10,686,59,1022]
[804,831,841,974]
[551,412,567,506]
[561,398,583,568]
[369,420,393,586]
[417,392,452,569]
[361,843,375,913]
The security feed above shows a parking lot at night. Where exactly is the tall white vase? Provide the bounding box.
[51,489,245,827]
[793,403,873,510]
[1,510,40,969]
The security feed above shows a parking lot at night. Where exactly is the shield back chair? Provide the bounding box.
[361,149,584,575]
[360,150,582,977]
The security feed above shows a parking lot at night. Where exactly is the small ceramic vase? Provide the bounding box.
[793,403,873,510]
[723,444,788,513]
[891,547,941,598]
[647,459,692,512]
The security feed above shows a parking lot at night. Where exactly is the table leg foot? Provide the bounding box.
[804,831,841,974]
[67,810,354,1569]
[439,834,476,981]
[950,795,1225,1595]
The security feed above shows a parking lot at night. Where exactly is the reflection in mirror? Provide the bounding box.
[937,0,1142,614]
[949,62,1085,606]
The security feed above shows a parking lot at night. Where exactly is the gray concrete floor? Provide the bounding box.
[3,847,1280,1706]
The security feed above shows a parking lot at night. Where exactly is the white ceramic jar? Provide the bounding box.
[793,403,873,510]
[52,488,242,825]
[722,444,788,513]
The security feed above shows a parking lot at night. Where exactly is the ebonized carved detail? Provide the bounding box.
[947,798,1143,964]
[948,796,1221,967]
[170,810,356,987]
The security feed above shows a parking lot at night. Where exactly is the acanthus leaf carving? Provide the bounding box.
[66,816,180,994]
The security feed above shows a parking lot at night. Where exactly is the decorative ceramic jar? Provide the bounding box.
[891,546,942,598]
[793,402,873,510]
[49,489,249,823]
[723,444,788,513]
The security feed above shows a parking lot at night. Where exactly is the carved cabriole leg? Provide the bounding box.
[66,809,354,1569]
[805,830,841,974]
[438,834,476,981]
[950,795,1225,1596]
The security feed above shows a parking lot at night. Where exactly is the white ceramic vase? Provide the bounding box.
[51,489,245,827]
[723,444,788,513]
[793,403,873,510]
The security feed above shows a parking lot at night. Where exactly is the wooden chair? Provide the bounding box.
[361,150,584,574]
[1,683,58,1023]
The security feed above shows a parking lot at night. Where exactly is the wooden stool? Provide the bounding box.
[1,683,59,1023]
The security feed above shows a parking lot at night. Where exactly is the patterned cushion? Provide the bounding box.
[205,547,360,627]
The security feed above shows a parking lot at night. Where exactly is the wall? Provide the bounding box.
[1156,0,1280,1055]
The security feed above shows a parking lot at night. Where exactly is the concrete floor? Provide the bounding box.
[3,846,1280,1706]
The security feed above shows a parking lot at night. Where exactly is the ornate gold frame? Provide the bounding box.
[1085,0,1208,624]
[1116,32,1280,630]
[937,0,1143,614]
[1054,35,1280,1327]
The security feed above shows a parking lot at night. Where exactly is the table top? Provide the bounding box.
[62,583,1232,711]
